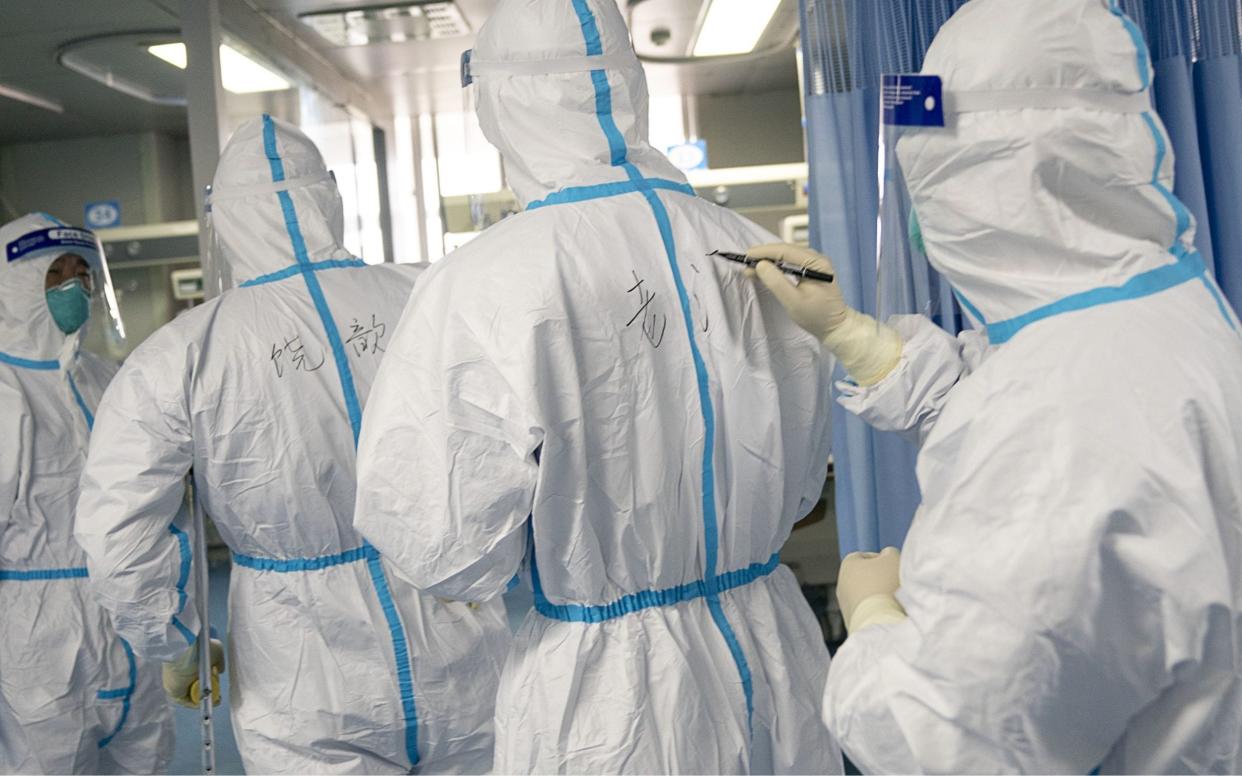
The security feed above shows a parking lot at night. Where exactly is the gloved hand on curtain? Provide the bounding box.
[837,546,907,632]
[747,243,903,387]
[163,637,225,708]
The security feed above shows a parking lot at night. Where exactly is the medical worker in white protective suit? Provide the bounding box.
[75,115,511,774]
[354,1,842,773]
[0,213,173,774]
[748,0,1242,772]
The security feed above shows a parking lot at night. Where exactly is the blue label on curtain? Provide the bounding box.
[882,74,944,127]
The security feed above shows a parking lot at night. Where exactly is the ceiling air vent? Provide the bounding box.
[299,2,471,47]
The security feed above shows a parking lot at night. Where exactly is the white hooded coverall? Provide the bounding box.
[823,1,1242,772]
[355,1,843,773]
[0,213,173,774]
[75,117,510,774]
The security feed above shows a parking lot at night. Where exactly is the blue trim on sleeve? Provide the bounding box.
[0,351,59,370]
[0,566,88,581]
[96,637,136,749]
[239,258,367,288]
[364,544,420,768]
[232,545,369,572]
[67,373,94,430]
[168,523,195,646]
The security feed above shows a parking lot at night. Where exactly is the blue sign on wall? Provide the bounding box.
[666,139,708,172]
[84,199,121,229]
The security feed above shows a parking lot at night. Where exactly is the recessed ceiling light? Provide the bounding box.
[299,2,470,47]
[692,0,781,57]
[147,43,291,94]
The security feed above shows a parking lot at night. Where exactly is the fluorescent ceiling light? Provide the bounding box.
[147,42,187,68]
[692,0,781,57]
[148,42,291,94]
[0,82,63,113]
[685,162,807,188]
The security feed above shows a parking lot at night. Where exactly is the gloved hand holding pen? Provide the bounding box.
[746,243,903,387]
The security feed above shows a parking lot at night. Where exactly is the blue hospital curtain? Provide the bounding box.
[798,0,1241,556]
[1118,0,1242,310]
[798,0,969,556]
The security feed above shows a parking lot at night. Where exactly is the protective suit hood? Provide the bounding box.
[895,0,1189,328]
[1,213,84,363]
[209,115,352,286]
[471,0,687,208]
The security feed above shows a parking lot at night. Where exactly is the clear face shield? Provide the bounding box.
[201,185,235,299]
[875,73,953,328]
[10,224,127,349]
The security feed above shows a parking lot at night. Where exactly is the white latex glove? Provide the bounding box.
[747,243,903,387]
[837,546,907,632]
[163,638,225,708]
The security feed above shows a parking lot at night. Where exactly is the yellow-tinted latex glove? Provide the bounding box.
[163,638,225,708]
[437,597,481,609]
[747,243,903,387]
[837,546,907,633]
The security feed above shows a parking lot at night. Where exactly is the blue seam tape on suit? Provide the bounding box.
[168,523,195,645]
[527,177,696,210]
[0,566,88,581]
[96,687,129,700]
[67,373,94,429]
[564,0,756,733]
[534,553,780,623]
[0,351,59,370]
[0,351,100,431]
[239,258,368,288]
[96,637,136,749]
[1107,0,1151,90]
[232,545,372,572]
[261,115,366,446]
[987,252,1210,344]
[260,113,419,769]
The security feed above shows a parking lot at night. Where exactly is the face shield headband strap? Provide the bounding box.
[946,88,1152,114]
[207,171,333,203]
[881,73,1152,128]
[460,49,639,87]
[5,226,100,264]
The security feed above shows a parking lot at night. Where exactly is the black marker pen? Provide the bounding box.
[708,250,835,283]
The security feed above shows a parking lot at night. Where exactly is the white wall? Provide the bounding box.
[0,131,195,227]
